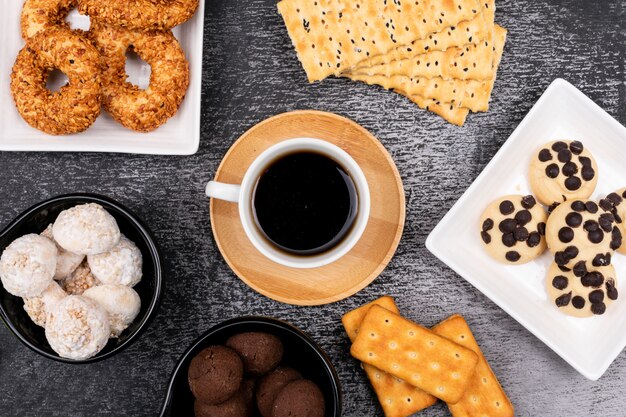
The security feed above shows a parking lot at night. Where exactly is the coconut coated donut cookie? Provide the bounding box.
[529,140,598,206]
[546,200,622,268]
[20,0,78,39]
[0,234,57,297]
[480,195,547,264]
[53,203,120,256]
[546,261,618,317]
[23,281,67,327]
[83,284,141,337]
[41,224,84,280]
[599,188,626,255]
[87,235,142,287]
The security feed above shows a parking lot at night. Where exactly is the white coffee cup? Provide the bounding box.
[206,138,370,269]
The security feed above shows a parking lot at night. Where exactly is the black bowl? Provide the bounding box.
[159,317,342,417]
[0,193,163,363]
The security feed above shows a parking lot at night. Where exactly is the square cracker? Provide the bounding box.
[277,0,482,82]
[432,315,514,417]
[342,297,437,417]
[351,305,479,404]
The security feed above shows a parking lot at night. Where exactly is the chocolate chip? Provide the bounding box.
[558,265,572,272]
[623,190,626,199]
[499,219,517,233]
[502,233,516,247]
[537,222,546,235]
[588,289,604,304]
[555,292,571,307]
[499,200,514,215]
[548,203,560,214]
[579,156,591,167]
[521,195,536,209]
[481,231,491,244]
[552,141,568,152]
[515,210,532,226]
[582,271,604,287]
[572,296,585,309]
[581,166,595,181]
[610,227,622,250]
[565,176,582,191]
[552,276,568,290]
[573,261,587,277]
[569,141,584,155]
[585,201,598,213]
[482,218,494,231]
[606,279,618,300]
[583,220,599,232]
[565,212,583,228]
[592,253,611,267]
[564,246,579,259]
[514,227,529,241]
[607,192,623,205]
[505,251,521,262]
[588,229,605,244]
[557,149,572,163]
[591,302,606,315]
[571,201,586,212]
[558,227,574,243]
[527,232,541,247]
[562,162,578,176]
[599,214,615,232]
[538,149,552,162]
[616,213,622,223]
[545,164,560,178]
[599,198,614,212]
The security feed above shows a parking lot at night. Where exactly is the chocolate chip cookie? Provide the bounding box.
[599,188,626,255]
[529,140,598,206]
[480,195,547,264]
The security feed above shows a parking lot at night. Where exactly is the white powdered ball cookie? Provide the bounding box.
[41,224,84,280]
[87,235,142,287]
[529,140,598,206]
[84,284,141,337]
[45,295,110,360]
[0,234,57,297]
[23,281,67,327]
[62,261,100,295]
[598,188,626,255]
[52,203,120,256]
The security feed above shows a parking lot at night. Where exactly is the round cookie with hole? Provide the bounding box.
[545,200,621,268]
[479,195,547,264]
[529,140,598,206]
[598,188,626,255]
[546,261,618,317]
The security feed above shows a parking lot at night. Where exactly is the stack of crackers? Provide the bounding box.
[277,0,507,126]
[342,296,513,417]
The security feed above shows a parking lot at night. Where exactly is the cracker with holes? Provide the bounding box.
[342,297,437,417]
[432,315,514,417]
[350,305,478,404]
[599,188,626,255]
[545,199,621,269]
[529,140,599,206]
[546,261,619,317]
[479,195,547,264]
[277,0,482,82]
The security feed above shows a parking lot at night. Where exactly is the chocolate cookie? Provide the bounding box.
[546,261,618,317]
[226,332,284,376]
[546,199,621,268]
[479,195,547,264]
[256,367,302,417]
[188,345,244,405]
[271,379,325,417]
[194,379,255,417]
[599,188,626,254]
[529,140,598,205]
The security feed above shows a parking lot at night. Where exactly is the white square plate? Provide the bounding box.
[426,79,626,381]
[0,2,204,155]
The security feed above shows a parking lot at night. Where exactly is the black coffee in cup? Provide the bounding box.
[252,151,358,256]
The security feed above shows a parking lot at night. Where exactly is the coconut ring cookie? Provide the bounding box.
[10,27,102,135]
[529,140,598,206]
[77,0,199,31]
[480,195,547,264]
[546,200,622,268]
[599,188,626,255]
[21,0,78,39]
[546,261,618,317]
[89,25,189,132]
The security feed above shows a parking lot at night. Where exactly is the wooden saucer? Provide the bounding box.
[210,110,405,305]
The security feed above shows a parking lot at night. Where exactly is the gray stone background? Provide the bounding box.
[0,0,625,416]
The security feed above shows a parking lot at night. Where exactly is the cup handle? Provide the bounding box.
[205,181,241,203]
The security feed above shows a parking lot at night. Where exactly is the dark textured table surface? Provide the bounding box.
[1,1,625,416]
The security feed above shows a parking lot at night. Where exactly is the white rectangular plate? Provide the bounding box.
[0,3,204,155]
[426,79,626,381]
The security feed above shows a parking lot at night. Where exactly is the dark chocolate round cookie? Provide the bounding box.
[194,379,255,417]
[188,345,244,405]
[226,332,284,376]
[256,367,302,417]
[271,379,325,417]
